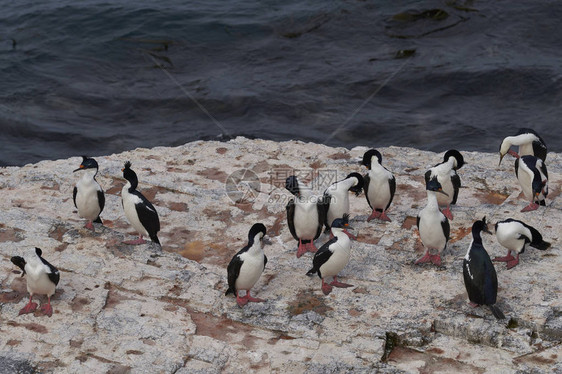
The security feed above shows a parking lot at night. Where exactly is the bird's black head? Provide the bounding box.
[444,150,465,170]
[248,223,267,242]
[331,213,351,230]
[426,176,448,196]
[122,161,138,188]
[285,176,300,197]
[74,156,99,173]
[472,217,491,237]
[361,149,382,170]
[346,172,364,196]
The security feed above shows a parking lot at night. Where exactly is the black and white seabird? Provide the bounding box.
[11,247,60,317]
[225,223,268,307]
[323,172,363,238]
[285,176,326,258]
[415,177,450,266]
[307,215,354,295]
[121,161,161,245]
[463,217,505,320]
[515,155,548,212]
[424,150,464,220]
[360,149,396,222]
[73,156,105,230]
[499,128,547,165]
[493,218,550,269]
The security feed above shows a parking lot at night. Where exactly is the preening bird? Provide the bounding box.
[463,217,505,320]
[121,161,161,246]
[323,172,363,237]
[424,150,464,220]
[415,177,450,266]
[493,218,550,269]
[73,156,105,230]
[11,247,60,317]
[307,215,354,295]
[360,149,396,222]
[225,223,268,307]
[285,176,325,258]
[499,128,547,165]
[515,155,548,212]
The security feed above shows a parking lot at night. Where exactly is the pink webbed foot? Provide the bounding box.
[306,242,318,253]
[19,301,38,315]
[330,276,353,288]
[468,302,480,308]
[521,203,539,212]
[506,255,520,270]
[507,149,520,159]
[123,236,147,245]
[367,210,381,222]
[415,251,432,265]
[40,303,53,317]
[442,207,454,220]
[493,253,516,263]
[246,291,265,303]
[379,211,392,222]
[84,221,95,231]
[430,254,442,266]
[296,240,307,258]
[236,294,248,308]
[321,280,333,295]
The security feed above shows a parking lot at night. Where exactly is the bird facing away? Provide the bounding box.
[415,177,450,266]
[515,155,548,212]
[323,172,363,237]
[11,247,60,317]
[307,215,354,295]
[361,149,396,222]
[285,176,326,258]
[73,156,105,230]
[463,217,505,320]
[424,150,464,220]
[493,218,550,269]
[226,223,268,307]
[499,128,547,165]
[121,161,161,246]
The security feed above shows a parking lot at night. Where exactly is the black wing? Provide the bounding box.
[441,216,450,242]
[424,169,432,186]
[315,197,326,240]
[321,193,332,231]
[464,246,497,306]
[226,254,243,296]
[134,191,161,236]
[363,173,372,209]
[72,186,77,209]
[307,237,337,278]
[97,190,105,214]
[39,255,60,286]
[263,254,268,269]
[451,172,461,205]
[10,256,26,276]
[286,198,298,241]
[538,159,548,180]
[516,221,550,250]
[416,214,420,229]
[386,174,396,211]
[514,158,519,178]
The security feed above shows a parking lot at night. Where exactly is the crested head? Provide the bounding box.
[285,176,300,197]
[122,161,138,186]
[361,149,382,169]
[472,216,491,237]
[248,223,267,242]
[346,172,364,195]
[444,150,465,170]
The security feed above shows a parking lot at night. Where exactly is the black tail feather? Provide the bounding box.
[306,268,317,276]
[150,234,160,246]
[532,240,551,251]
[94,216,103,224]
[10,256,26,276]
[225,287,234,296]
[489,305,505,320]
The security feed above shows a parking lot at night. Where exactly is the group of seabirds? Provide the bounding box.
[10,129,551,321]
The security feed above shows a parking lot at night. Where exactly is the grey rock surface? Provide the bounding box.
[0,137,560,373]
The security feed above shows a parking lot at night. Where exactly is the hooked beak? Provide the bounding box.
[73,165,85,172]
[498,153,504,167]
[343,224,356,240]
[436,189,449,197]
[261,235,272,245]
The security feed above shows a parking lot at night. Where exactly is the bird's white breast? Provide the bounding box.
[25,259,56,297]
[235,250,265,291]
[367,166,392,209]
[75,175,102,220]
[293,198,320,239]
[122,186,149,237]
[496,222,530,253]
[418,207,447,251]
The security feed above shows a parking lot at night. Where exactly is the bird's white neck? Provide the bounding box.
[425,190,440,210]
[80,168,98,181]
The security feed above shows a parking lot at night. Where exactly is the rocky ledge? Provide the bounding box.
[0,137,560,373]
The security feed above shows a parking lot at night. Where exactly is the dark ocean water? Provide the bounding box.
[1,0,562,166]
